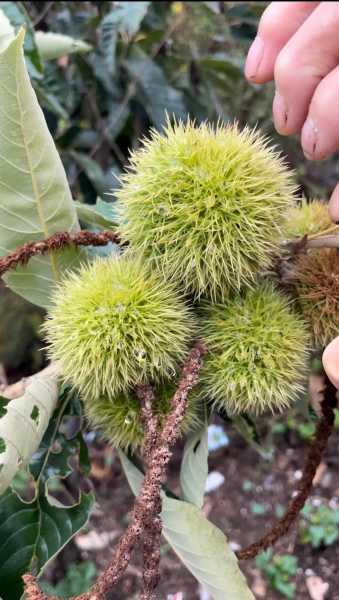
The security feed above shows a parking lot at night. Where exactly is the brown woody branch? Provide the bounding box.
[137,384,160,460]
[137,384,161,600]
[0,230,120,277]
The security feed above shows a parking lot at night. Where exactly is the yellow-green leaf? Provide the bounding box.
[180,427,208,509]
[119,452,255,600]
[0,366,59,494]
[0,30,81,308]
[74,199,118,230]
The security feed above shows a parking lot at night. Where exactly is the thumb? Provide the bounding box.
[328,181,339,223]
[322,337,339,389]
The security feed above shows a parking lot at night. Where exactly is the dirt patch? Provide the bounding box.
[45,419,339,599]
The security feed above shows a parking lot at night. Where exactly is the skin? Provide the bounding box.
[245,1,339,387]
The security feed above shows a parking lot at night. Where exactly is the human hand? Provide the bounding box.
[245,1,339,219]
[244,1,339,388]
[322,338,339,388]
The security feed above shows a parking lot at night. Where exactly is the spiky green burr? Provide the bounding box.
[293,248,339,348]
[283,198,333,239]
[117,120,296,301]
[200,283,310,415]
[44,255,195,399]
[85,382,204,451]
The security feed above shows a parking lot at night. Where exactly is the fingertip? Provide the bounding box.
[301,66,339,161]
[272,90,304,136]
[328,182,339,223]
[246,1,319,85]
[244,36,265,82]
[322,337,339,389]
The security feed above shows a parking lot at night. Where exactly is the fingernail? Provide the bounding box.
[245,36,264,80]
[272,92,288,133]
[301,118,319,159]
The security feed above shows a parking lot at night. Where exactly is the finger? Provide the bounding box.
[322,336,339,389]
[273,2,339,135]
[245,2,319,83]
[301,65,339,160]
[328,182,339,223]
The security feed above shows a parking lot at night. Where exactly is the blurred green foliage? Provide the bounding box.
[271,414,317,442]
[22,1,265,204]
[41,561,97,597]
[22,0,337,204]
[300,502,339,548]
[0,285,45,377]
[250,501,267,516]
[256,550,298,599]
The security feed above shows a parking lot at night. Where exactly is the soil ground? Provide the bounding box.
[45,416,339,600]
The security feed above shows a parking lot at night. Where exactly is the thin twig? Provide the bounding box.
[284,232,339,252]
[305,234,339,249]
[69,81,137,188]
[32,1,54,27]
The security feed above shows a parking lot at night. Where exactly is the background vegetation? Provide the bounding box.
[3,0,338,379]
[1,2,339,598]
